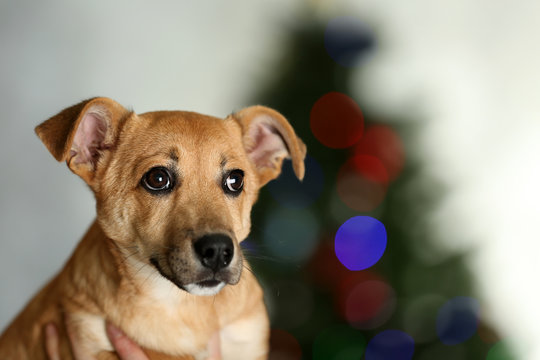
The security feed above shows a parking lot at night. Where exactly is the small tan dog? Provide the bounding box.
[0,97,306,359]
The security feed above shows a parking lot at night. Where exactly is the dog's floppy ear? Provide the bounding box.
[35,97,128,184]
[232,105,306,187]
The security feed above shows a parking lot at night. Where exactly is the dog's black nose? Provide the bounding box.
[194,234,234,271]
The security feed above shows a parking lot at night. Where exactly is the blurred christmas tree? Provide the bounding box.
[243,17,511,360]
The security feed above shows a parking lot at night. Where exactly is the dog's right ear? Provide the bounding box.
[35,97,129,184]
[231,106,306,187]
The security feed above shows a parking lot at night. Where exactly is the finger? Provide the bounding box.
[208,332,222,360]
[45,323,60,360]
[106,323,149,360]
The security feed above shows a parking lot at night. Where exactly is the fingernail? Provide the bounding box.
[106,323,124,339]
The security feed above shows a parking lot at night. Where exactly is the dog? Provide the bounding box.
[0,97,306,359]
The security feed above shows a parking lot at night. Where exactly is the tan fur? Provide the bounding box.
[0,98,306,359]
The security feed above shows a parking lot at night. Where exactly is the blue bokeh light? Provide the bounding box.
[365,329,415,360]
[267,155,324,208]
[436,296,480,345]
[334,216,387,271]
[324,16,375,67]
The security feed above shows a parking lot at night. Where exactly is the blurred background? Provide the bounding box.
[1,1,539,359]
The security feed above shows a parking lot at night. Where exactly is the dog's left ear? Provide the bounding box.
[231,106,306,187]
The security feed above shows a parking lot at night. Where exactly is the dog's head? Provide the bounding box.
[36,97,306,296]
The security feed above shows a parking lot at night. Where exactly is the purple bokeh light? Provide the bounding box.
[334,216,387,271]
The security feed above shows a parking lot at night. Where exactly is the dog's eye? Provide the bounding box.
[141,167,174,193]
[223,169,244,195]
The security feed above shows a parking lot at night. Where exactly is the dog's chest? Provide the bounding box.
[119,274,219,356]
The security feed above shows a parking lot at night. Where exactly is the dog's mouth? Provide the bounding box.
[197,279,221,287]
[149,257,232,296]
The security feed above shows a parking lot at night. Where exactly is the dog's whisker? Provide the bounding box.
[243,253,284,264]
[140,266,159,289]
[118,249,141,265]
[134,261,150,278]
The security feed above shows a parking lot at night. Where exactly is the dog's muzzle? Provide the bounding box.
[150,233,241,296]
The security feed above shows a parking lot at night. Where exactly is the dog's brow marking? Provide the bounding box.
[220,154,227,169]
[169,149,179,163]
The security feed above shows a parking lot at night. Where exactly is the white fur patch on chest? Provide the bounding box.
[121,257,212,356]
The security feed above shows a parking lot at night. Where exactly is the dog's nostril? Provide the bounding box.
[194,234,234,271]
[203,248,215,259]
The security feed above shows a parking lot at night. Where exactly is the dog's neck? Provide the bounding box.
[62,221,121,295]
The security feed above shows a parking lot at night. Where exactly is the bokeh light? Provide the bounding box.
[402,294,446,343]
[263,207,319,264]
[267,155,324,208]
[335,271,395,329]
[324,16,375,67]
[328,184,385,227]
[340,154,389,185]
[336,270,383,305]
[310,92,364,149]
[365,329,415,360]
[351,124,405,181]
[343,279,396,329]
[336,155,388,212]
[436,296,480,345]
[486,341,515,360]
[313,325,366,360]
[335,174,386,213]
[269,329,302,360]
[334,216,387,271]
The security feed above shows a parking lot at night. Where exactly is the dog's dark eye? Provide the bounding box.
[223,169,244,195]
[141,167,174,194]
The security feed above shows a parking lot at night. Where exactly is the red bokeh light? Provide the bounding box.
[336,155,388,212]
[345,281,394,326]
[336,271,395,329]
[339,154,389,185]
[308,244,395,329]
[351,124,405,181]
[310,92,364,149]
